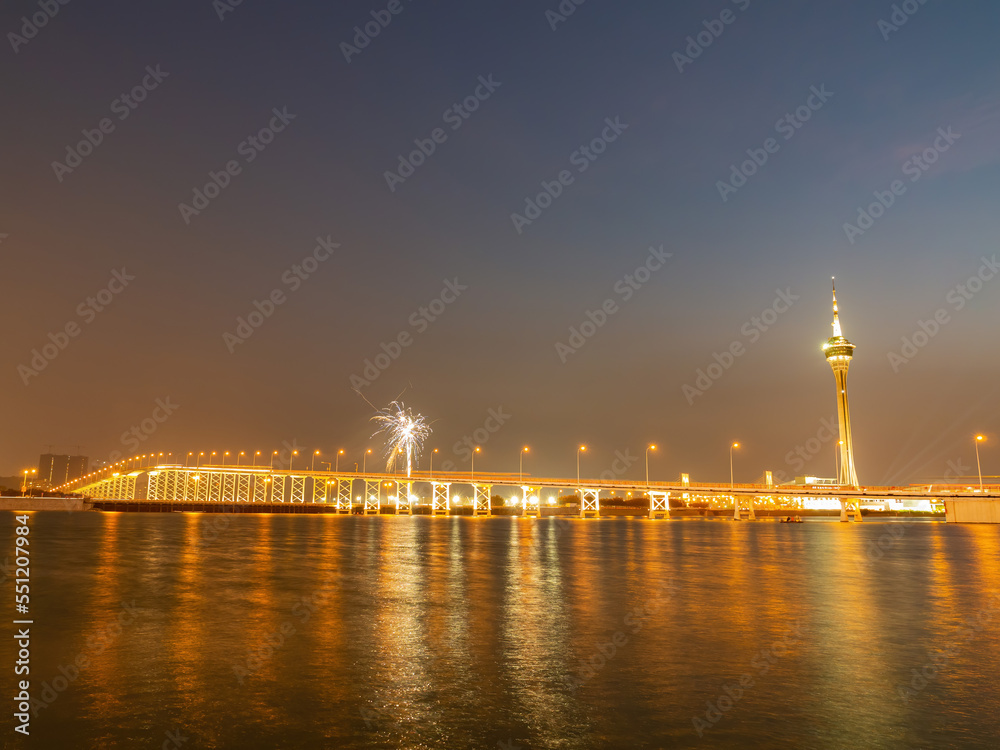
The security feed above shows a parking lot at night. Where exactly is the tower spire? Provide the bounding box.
[831,277,843,338]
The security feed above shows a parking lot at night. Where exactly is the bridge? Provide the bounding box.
[57,460,1000,522]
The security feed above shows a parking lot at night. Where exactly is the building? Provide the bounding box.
[822,279,860,487]
[38,454,89,486]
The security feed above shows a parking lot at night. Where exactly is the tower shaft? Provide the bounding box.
[823,280,859,486]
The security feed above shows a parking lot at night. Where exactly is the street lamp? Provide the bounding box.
[577,445,587,485]
[222,451,230,467]
[336,449,344,473]
[730,442,740,489]
[645,444,657,487]
[271,450,279,470]
[186,452,193,467]
[520,446,530,484]
[976,435,986,490]
[253,451,261,467]
[312,450,320,471]
[238,451,246,466]
[471,446,481,482]
[430,448,438,478]
[197,452,204,468]
[363,448,372,474]
[290,450,298,472]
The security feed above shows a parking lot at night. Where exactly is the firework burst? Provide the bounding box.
[371,401,432,478]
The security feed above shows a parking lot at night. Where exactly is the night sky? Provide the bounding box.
[3,0,998,486]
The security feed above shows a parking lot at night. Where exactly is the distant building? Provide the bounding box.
[38,454,89,486]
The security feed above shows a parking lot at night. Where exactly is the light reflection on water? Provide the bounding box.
[4,513,1000,749]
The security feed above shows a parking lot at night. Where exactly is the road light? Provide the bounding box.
[645,444,657,487]
[253,451,261,468]
[577,445,587,485]
[471,446,481,482]
[430,448,438,479]
[238,451,246,466]
[336,449,344,473]
[198,452,205,468]
[271,450,279,470]
[730,442,740,489]
[210,452,217,466]
[312,450,320,471]
[976,435,986,490]
[290,450,298,472]
[362,448,373,475]
[520,446,530,484]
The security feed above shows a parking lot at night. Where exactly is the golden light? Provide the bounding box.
[977,435,986,442]
[732,442,740,449]
[475,446,481,453]
[649,444,657,451]
[579,445,587,452]
[523,446,530,453]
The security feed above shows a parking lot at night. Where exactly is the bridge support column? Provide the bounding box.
[290,475,306,503]
[364,479,380,515]
[252,475,267,503]
[312,477,328,504]
[579,489,600,519]
[222,472,236,502]
[396,481,414,515]
[522,486,540,518]
[195,474,208,502]
[237,473,252,503]
[271,475,286,503]
[431,482,450,516]
[209,472,222,503]
[336,478,353,513]
[649,491,670,519]
[473,484,492,516]
[840,500,863,522]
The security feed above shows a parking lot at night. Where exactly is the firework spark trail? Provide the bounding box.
[371,401,432,478]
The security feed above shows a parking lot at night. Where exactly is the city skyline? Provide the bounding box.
[2,1,998,485]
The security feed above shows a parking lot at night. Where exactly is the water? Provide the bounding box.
[4,511,1000,749]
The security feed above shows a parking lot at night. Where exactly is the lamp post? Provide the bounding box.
[730,442,740,489]
[645,444,657,487]
[976,435,986,490]
[253,451,261,468]
[336,449,344,473]
[363,449,373,475]
[430,448,438,479]
[290,450,298,472]
[222,451,229,467]
[471,446,480,482]
[577,445,587,485]
[238,451,246,466]
[198,452,204,468]
[312,450,320,471]
[519,446,530,484]
[271,451,279,470]
[186,452,193,467]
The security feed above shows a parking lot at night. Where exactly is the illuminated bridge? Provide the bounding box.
[58,461,1000,523]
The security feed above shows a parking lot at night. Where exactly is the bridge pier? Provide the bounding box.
[396,481,414,515]
[473,484,492,516]
[840,499,863,522]
[579,489,600,519]
[336,478,353,513]
[431,482,450,516]
[522,485,540,518]
[364,479,380,515]
[649,491,670,519]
